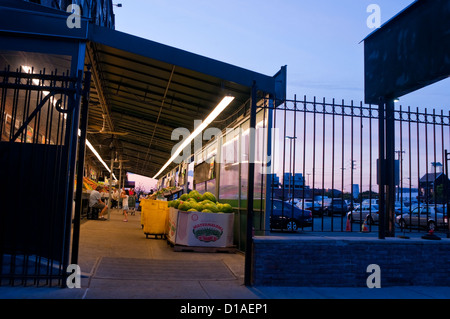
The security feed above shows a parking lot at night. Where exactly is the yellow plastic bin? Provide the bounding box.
[141,199,168,239]
[140,204,146,228]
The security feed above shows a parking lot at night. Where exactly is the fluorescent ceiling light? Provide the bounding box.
[22,65,55,106]
[152,95,234,179]
[22,65,49,96]
[22,66,117,182]
[78,129,117,181]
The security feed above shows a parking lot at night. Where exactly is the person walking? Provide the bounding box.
[121,189,129,222]
[111,188,119,208]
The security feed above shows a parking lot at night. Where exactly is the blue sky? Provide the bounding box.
[114,0,450,110]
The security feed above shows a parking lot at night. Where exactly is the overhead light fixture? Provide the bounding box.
[21,67,117,182]
[78,129,117,181]
[22,65,57,108]
[152,95,235,179]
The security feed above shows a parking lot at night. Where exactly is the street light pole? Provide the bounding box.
[285,136,297,200]
[395,150,405,201]
[445,150,450,238]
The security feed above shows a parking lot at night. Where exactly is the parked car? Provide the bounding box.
[327,198,349,216]
[314,196,332,208]
[395,205,449,231]
[295,199,327,216]
[362,199,379,206]
[347,201,359,211]
[270,200,313,231]
[347,204,379,225]
[285,198,300,206]
[394,202,414,215]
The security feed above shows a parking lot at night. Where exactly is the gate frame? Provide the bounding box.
[0,33,89,286]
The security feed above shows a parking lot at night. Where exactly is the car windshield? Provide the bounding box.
[411,206,436,214]
[273,201,296,210]
[360,204,378,210]
[298,201,312,206]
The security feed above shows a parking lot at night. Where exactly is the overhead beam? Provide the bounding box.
[141,65,175,173]
[87,44,115,132]
[96,56,250,101]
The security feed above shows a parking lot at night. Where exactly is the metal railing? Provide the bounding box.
[0,66,88,286]
[260,96,450,235]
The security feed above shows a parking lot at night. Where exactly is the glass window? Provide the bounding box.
[206,179,216,194]
[219,127,240,204]
[187,161,194,191]
[254,109,268,206]
[195,182,205,194]
[240,121,249,201]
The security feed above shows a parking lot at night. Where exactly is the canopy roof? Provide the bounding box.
[86,25,283,178]
[0,0,285,179]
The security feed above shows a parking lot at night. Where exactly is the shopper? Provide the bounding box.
[121,189,129,222]
[89,185,107,220]
[111,188,119,208]
[101,187,109,206]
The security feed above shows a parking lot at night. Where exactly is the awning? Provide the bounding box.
[85,24,283,179]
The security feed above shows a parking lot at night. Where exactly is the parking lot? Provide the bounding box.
[269,199,450,237]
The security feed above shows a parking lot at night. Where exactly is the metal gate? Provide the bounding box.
[261,96,450,236]
[0,66,89,286]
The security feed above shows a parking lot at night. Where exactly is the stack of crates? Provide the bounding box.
[141,199,169,239]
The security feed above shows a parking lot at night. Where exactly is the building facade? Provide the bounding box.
[24,0,115,29]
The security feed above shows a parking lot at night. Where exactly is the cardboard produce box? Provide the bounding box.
[167,207,179,243]
[167,208,234,248]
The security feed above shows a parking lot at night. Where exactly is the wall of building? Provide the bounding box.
[253,236,450,287]
[23,0,115,29]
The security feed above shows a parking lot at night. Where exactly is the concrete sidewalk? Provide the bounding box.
[1,208,449,299]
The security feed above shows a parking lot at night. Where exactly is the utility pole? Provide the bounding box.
[395,150,405,201]
[445,150,450,238]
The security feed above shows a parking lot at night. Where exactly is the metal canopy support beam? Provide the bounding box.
[72,67,92,265]
[108,148,114,220]
[245,82,257,286]
[87,43,115,133]
[378,100,385,239]
[142,65,175,173]
[378,99,396,239]
[385,100,396,237]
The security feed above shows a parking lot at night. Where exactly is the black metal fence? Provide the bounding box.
[0,66,88,286]
[262,96,450,235]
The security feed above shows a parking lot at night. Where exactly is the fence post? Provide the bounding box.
[385,100,396,237]
[244,82,257,286]
[71,67,91,265]
[378,99,386,239]
[445,150,450,238]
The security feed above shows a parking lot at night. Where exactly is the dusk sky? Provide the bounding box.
[114,0,450,111]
